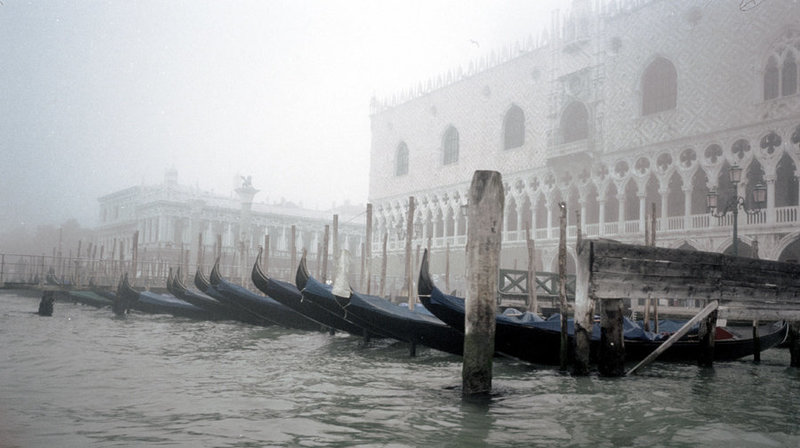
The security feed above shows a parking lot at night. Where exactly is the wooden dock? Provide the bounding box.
[572,239,800,375]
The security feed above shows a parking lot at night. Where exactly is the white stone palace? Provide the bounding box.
[95,168,365,281]
[368,0,800,280]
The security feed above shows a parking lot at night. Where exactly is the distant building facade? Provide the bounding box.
[368,0,800,279]
[96,168,365,281]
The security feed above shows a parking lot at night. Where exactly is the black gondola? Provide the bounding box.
[168,268,269,325]
[335,286,464,356]
[295,254,390,338]
[208,258,320,331]
[417,250,788,364]
[117,273,211,320]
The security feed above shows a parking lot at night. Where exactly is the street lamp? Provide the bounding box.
[706,165,767,257]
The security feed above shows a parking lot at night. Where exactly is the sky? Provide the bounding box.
[0,0,568,229]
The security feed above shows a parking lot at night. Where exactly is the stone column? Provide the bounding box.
[598,199,606,236]
[683,185,693,230]
[766,175,776,225]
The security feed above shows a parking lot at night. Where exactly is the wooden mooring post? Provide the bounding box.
[322,224,330,283]
[558,202,569,371]
[365,203,373,294]
[405,196,415,310]
[380,232,387,298]
[462,171,503,397]
[525,221,537,315]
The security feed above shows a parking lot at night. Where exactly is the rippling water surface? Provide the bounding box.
[1,292,799,447]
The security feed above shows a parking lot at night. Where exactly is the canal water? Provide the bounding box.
[1,292,798,448]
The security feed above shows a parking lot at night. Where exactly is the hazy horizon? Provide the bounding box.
[1,0,566,230]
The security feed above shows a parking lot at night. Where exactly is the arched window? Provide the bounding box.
[641,57,677,115]
[782,52,798,97]
[443,126,459,165]
[395,142,408,176]
[503,105,525,150]
[764,56,780,100]
[764,31,800,100]
[561,101,588,144]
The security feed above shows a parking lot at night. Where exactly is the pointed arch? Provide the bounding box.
[395,142,409,176]
[442,126,459,165]
[561,101,589,144]
[667,171,683,217]
[691,168,710,215]
[776,153,799,207]
[624,180,639,221]
[503,104,525,150]
[642,57,677,115]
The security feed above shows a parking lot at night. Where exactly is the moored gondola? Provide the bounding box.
[336,287,464,356]
[118,273,212,320]
[295,254,390,338]
[417,250,788,364]
[169,268,264,325]
[208,258,320,331]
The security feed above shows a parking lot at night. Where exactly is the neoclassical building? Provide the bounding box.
[368,0,800,280]
[96,168,365,282]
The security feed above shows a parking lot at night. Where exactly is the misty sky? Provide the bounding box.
[1,0,566,229]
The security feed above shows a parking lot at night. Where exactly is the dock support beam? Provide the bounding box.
[790,321,800,367]
[598,298,625,376]
[462,171,504,397]
[697,307,718,367]
[573,239,592,376]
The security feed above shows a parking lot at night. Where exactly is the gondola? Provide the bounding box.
[335,287,464,356]
[66,290,114,308]
[117,273,212,320]
[295,254,390,338]
[168,268,269,325]
[417,250,788,364]
[208,258,320,331]
[250,249,353,334]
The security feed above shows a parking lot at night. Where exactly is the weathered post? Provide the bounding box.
[197,233,204,273]
[445,241,451,293]
[462,171,504,397]
[789,321,800,367]
[405,196,415,310]
[38,290,55,316]
[131,231,139,280]
[322,224,330,283]
[697,306,718,367]
[0,253,4,287]
[315,242,322,277]
[380,232,387,298]
[525,221,537,314]
[216,234,223,263]
[332,214,339,284]
[573,239,593,376]
[360,242,365,291]
[752,318,761,363]
[290,225,297,275]
[598,297,625,376]
[558,202,569,371]
[365,203,373,294]
[263,234,270,273]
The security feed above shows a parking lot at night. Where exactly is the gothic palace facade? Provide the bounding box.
[368,0,800,278]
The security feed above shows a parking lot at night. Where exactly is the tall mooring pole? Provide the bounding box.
[462,171,504,397]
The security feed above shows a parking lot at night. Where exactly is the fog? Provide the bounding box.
[0,0,565,230]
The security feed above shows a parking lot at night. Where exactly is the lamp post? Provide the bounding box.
[706,165,767,257]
